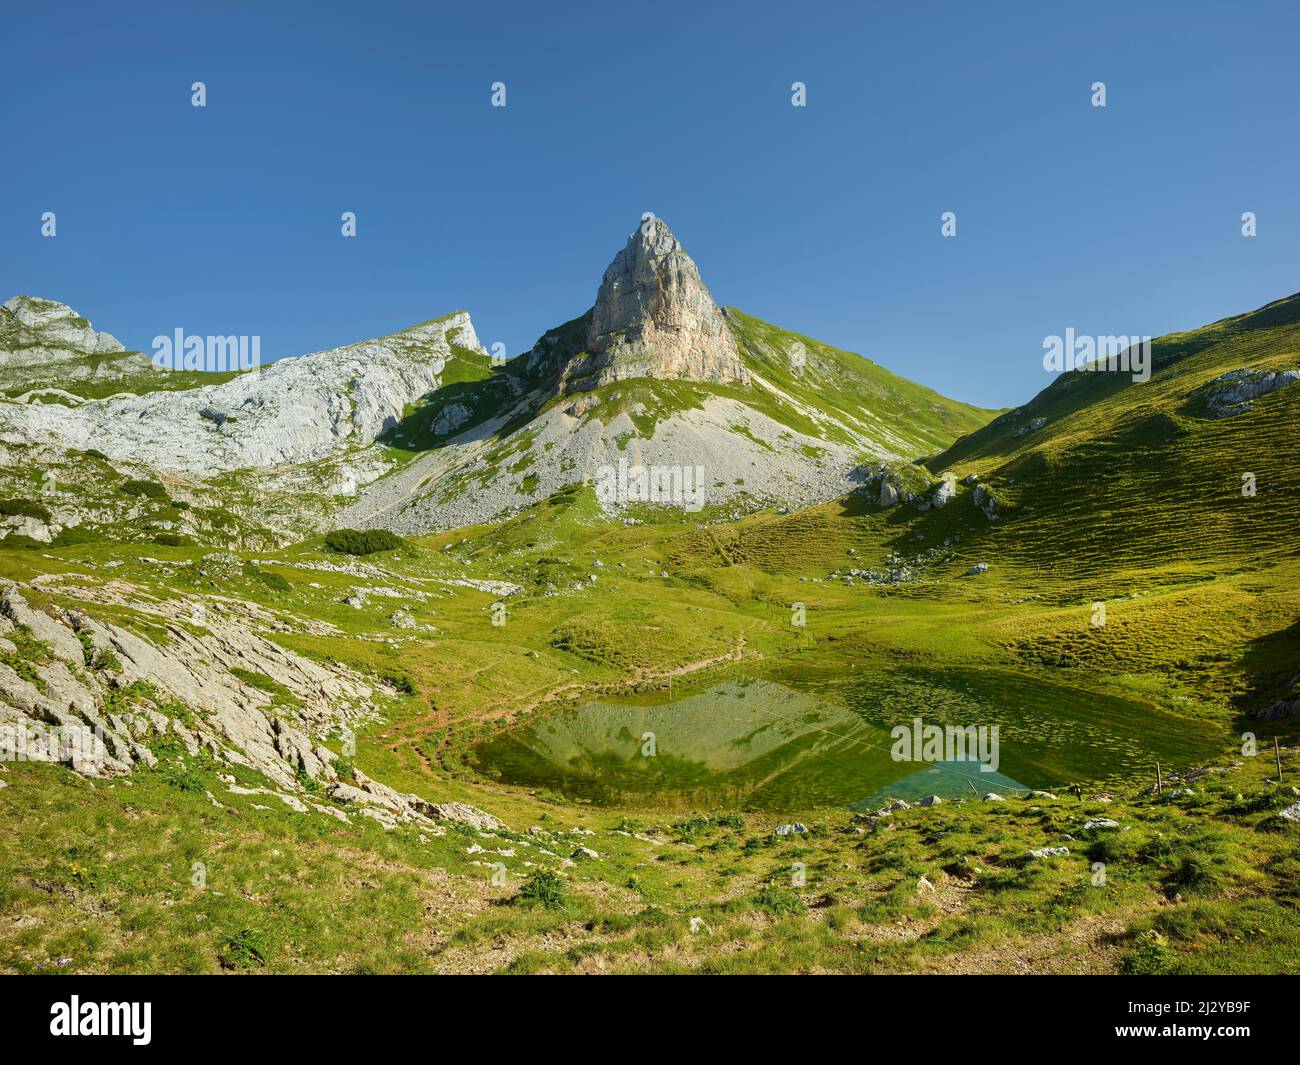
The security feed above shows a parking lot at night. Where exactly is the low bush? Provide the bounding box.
[323,528,405,556]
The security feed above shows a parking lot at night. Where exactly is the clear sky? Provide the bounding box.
[3,0,1297,408]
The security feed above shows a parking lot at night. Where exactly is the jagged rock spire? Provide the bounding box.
[582,216,748,387]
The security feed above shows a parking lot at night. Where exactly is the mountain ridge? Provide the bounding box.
[0,216,997,541]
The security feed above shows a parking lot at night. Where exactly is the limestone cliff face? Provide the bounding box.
[573,217,748,389]
[0,579,503,830]
[0,306,484,473]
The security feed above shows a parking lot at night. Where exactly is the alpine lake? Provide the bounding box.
[470,658,1227,812]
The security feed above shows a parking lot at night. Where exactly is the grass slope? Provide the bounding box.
[925,290,1300,575]
[727,308,998,455]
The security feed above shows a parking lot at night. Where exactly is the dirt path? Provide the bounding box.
[493,633,750,725]
[417,634,752,774]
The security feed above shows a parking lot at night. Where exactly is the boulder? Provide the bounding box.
[1203,367,1300,418]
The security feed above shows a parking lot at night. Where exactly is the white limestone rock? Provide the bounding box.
[0,307,484,475]
[578,217,749,389]
[1203,367,1300,418]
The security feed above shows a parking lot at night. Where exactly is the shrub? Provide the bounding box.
[242,562,291,593]
[153,532,191,547]
[120,479,168,500]
[1117,937,1172,975]
[1,624,52,690]
[0,498,51,521]
[164,763,204,793]
[323,528,405,556]
[0,534,46,549]
[754,884,807,917]
[517,871,567,909]
[92,649,122,673]
[380,671,416,695]
[52,526,100,546]
[293,766,321,794]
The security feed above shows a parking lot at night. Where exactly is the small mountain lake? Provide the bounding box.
[469,664,1227,811]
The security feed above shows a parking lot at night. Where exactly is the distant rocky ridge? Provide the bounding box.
[0,217,993,537]
[1,295,125,357]
[0,296,149,393]
[0,302,484,474]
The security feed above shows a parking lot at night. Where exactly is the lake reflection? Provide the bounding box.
[470,666,1224,811]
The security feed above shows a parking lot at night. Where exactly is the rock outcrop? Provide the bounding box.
[570,217,748,390]
[972,482,999,521]
[0,579,373,786]
[0,296,144,394]
[1,295,125,358]
[1256,671,1300,720]
[1203,367,1300,418]
[0,580,500,831]
[0,305,485,474]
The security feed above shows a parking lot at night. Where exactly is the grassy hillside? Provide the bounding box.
[924,290,1300,575]
[727,308,998,455]
[2,484,1297,972]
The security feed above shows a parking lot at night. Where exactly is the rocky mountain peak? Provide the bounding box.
[580,216,748,387]
[1,294,124,355]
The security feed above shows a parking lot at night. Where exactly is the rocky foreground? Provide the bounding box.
[0,578,499,832]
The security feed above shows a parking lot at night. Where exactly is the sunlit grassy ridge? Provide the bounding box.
[727,308,998,454]
[926,290,1300,574]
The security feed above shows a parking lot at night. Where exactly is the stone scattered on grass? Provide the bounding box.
[1277,801,1300,823]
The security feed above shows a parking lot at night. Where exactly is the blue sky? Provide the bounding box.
[3,0,1297,408]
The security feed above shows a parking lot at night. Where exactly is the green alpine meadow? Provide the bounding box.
[3,212,1297,978]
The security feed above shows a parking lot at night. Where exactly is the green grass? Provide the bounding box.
[2,289,1299,974]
